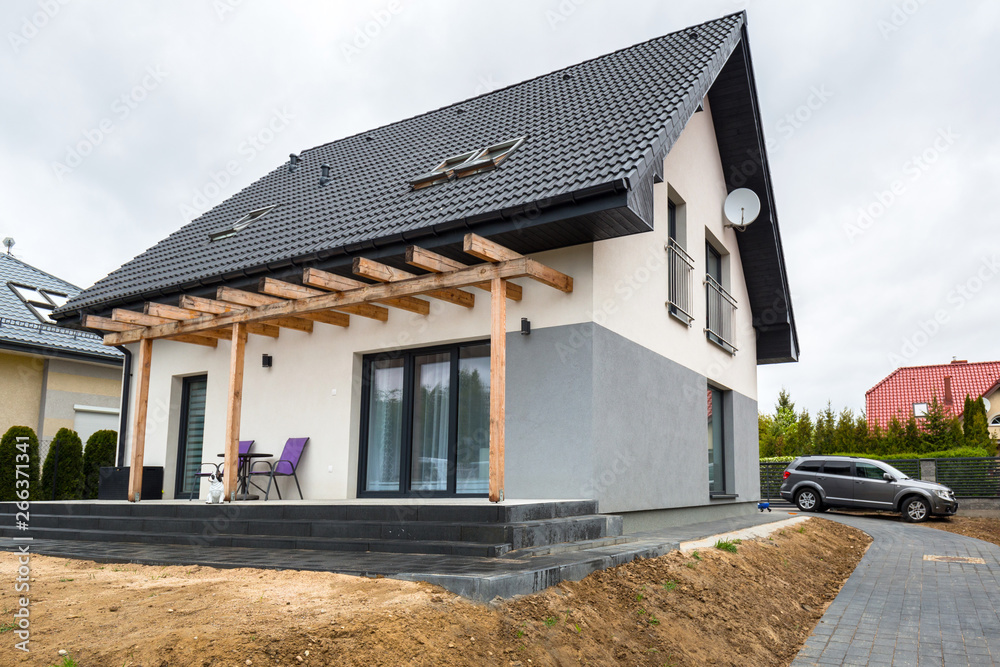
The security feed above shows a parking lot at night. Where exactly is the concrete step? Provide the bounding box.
[0,525,511,557]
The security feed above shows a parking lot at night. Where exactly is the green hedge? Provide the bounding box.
[0,426,41,501]
[82,430,117,499]
[40,428,84,500]
[760,447,991,465]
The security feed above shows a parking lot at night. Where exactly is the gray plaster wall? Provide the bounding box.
[506,322,759,516]
[504,323,594,501]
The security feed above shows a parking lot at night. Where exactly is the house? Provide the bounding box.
[54,12,797,529]
[867,359,1000,437]
[0,252,123,446]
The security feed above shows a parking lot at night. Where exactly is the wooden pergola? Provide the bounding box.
[83,234,573,503]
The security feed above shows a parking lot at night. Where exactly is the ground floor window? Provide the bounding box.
[707,386,726,494]
[360,341,490,496]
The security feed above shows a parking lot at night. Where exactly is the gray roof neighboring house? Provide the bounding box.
[55,12,798,363]
[0,254,122,364]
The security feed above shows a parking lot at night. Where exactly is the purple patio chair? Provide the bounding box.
[189,439,254,500]
[248,437,308,500]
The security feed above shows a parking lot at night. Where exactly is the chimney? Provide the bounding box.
[950,359,968,364]
[319,164,332,186]
[944,376,953,406]
[288,153,301,173]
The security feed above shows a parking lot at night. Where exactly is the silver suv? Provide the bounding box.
[779,455,958,522]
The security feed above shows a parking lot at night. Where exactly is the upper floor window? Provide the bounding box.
[705,242,737,354]
[913,403,929,418]
[665,198,694,325]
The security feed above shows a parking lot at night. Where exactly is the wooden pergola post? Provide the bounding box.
[127,338,153,502]
[489,277,506,502]
[223,322,248,501]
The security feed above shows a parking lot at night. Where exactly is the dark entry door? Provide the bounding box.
[175,375,207,499]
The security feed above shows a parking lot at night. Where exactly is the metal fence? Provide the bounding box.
[760,457,999,500]
[705,275,737,351]
[666,239,695,324]
[935,457,1000,498]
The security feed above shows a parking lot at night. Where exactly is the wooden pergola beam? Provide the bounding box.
[83,314,218,347]
[405,245,522,301]
[219,286,368,325]
[223,323,247,501]
[353,257,475,308]
[489,277,506,502]
[177,295,282,337]
[214,288,317,332]
[101,258,570,346]
[302,268,431,315]
[127,338,152,501]
[463,233,521,262]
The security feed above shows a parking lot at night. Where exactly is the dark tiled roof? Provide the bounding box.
[0,254,122,362]
[865,360,1000,429]
[59,13,745,315]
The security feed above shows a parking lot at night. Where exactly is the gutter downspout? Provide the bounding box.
[115,345,131,467]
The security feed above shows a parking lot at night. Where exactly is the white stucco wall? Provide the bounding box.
[591,95,757,400]
[119,99,762,502]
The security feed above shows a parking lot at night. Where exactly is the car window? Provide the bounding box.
[856,463,886,479]
[822,462,852,476]
[797,462,821,473]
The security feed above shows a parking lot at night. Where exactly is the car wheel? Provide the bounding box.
[795,488,820,512]
[902,496,930,523]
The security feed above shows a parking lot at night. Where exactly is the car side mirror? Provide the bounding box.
[883,472,895,482]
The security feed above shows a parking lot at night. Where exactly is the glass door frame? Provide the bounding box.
[357,340,489,498]
[174,374,208,499]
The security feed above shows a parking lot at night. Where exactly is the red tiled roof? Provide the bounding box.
[866,360,1000,429]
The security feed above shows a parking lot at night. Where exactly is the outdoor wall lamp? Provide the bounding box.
[521,317,530,335]
[262,354,273,368]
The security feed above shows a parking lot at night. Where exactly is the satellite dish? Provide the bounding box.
[983,397,991,413]
[723,189,761,231]
[2,237,13,254]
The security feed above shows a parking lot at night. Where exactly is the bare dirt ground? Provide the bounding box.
[1,519,870,667]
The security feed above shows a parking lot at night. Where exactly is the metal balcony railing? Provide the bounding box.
[666,238,694,324]
[705,275,737,352]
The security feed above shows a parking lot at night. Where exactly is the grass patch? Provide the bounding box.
[714,539,739,553]
[662,580,677,591]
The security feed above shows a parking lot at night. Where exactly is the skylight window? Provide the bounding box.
[209,204,278,241]
[409,137,526,189]
[8,283,69,324]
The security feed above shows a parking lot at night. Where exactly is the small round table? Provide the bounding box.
[218,452,272,500]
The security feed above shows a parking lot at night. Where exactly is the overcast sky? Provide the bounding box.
[2,0,997,418]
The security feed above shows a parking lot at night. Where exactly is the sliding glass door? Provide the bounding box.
[360,342,490,496]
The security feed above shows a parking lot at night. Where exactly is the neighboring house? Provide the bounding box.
[0,253,123,444]
[55,13,798,528]
[866,359,1000,437]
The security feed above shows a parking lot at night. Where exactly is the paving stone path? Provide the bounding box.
[793,513,1000,667]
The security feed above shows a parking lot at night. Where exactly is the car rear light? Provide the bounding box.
[782,471,790,479]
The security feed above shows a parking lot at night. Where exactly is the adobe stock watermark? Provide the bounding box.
[213,0,245,22]
[340,1,403,64]
[545,0,589,31]
[7,0,70,55]
[178,107,295,222]
[764,85,833,154]
[12,434,33,652]
[843,127,959,243]
[887,254,1000,366]
[878,0,930,39]
[51,65,169,181]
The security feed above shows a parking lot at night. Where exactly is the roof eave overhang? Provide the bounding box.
[55,179,641,323]
[0,339,123,366]
[707,22,799,365]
